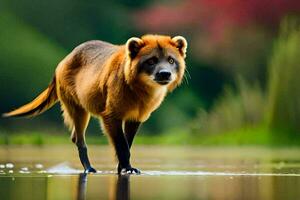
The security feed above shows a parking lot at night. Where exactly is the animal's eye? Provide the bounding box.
[168,57,174,64]
[146,57,158,65]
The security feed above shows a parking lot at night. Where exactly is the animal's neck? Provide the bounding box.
[130,81,167,104]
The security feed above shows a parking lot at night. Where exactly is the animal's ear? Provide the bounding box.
[172,36,188,58]
[126,37,144,59]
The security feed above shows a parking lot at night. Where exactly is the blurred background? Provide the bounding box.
[0,0,300,146]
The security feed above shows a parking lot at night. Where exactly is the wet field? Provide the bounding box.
[1,145,300,200]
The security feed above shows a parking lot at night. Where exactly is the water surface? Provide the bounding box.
[1,145,300,200]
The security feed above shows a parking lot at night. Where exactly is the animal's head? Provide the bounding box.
[124,34,187,91]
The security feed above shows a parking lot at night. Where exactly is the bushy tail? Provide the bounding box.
[2,76,58,118]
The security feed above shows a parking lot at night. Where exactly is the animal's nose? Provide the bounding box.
[156,70,171,80]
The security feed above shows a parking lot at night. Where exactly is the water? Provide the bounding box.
[1,146,300,199]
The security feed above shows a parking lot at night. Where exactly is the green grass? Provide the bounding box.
[0,131,108,146]
[1,126,300,146]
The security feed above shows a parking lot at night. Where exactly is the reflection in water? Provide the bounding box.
[1,169,300,199]
[76,174,130,200]
[2,147,300,200]
[77,173,88,200]
[115,175,130,200]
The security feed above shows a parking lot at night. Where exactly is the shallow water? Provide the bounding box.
[1,145,300,200]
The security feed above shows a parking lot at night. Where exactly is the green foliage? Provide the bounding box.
[3,0,139,48]
[142,87,203,134]
[0,11,66,109]
[192,79,265,135]
[2,127,300,146]
[267,17,300,134]
[0,131,109,145]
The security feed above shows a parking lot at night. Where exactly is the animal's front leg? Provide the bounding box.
[101,116,140,174]
[116,120,141,172]
[124,121,141,148]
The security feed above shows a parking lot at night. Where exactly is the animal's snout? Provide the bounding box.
[156,70,171,81]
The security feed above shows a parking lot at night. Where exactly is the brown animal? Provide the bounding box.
[3,34,187,174]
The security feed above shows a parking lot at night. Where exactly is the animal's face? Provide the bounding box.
[137,47,179,86]
[124,35,187,91]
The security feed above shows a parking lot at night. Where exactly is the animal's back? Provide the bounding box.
[55,40,120,113]
[57,40,118,73]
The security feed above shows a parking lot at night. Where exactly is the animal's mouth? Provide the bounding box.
[154,80,171,85]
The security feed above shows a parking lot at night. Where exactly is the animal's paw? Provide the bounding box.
[119,166,141,175]
[84,167,97,174]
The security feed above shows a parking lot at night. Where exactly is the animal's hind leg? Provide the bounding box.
[62,103,96,173]
[74,111,96,173]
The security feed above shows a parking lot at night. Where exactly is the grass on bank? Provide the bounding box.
[1,127,300,146]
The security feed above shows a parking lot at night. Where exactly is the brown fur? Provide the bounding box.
[3,77,57,117]
[3,34,187,173]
